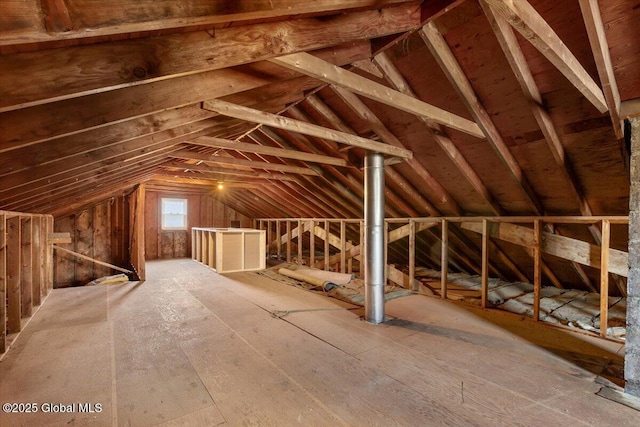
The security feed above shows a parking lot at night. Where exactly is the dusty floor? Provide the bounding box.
[0,258,637,426]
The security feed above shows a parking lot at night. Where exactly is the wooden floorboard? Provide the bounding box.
[0,259,637,426]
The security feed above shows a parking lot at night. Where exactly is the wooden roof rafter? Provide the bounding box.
[330,85,461,215]
[148,175,267,190]
[420,21,572,288]
[170,148,320,176]
[0,3,420,112]
[578,0,624,139]
[419,20,544,215]
[187,136,348,167]
[300,93,423,218]
[248,125,368,218]
[203,99,413,158]
[372,51,504,215]
[269,52,484,138]
[162,160,299,182]
[193,126,367,218]
[482,0,608,114]
[479,1,623,294]
[1,0,418,49]
[0,41,371,152]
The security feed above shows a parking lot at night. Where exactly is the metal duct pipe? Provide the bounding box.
[364,152,385,323]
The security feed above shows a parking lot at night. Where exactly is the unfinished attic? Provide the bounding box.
[2,0,640,425]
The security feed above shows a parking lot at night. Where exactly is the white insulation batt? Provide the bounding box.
[257,263,411,306]
[415,267,626,339]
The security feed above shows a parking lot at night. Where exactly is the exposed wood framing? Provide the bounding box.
[303,93,434,217]
[331,86,461,215]
[441,219,449,299]
[203,99,413,158]
[372,0,467,55]
[1,41,370,152]
[20,217,32,318]
[0,122,221,195]
[1,0,417,48]
[579,0,623,139]
[480,1,604,292]
[286,221,292,263]
[420,21,544,215]
[129,184,146,280]
[0,5,420,112]
[460,221,628,277]
[409,219,416,291]
[163,161,298,182]
[533,219,541,321]
[480,1,592,216]
[0,213,5,352]
[483,0,607,113]
[373,51,503,215]
[189,136,348,166]
[0,212,53,354]
[6,217,21,333]
[171,149,320,176]
[600,219,610,337]
[52,246,133,275]
[481,219,489,308]
[270,53,484,138]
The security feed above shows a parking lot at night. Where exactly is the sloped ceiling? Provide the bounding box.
[1,0,639,291]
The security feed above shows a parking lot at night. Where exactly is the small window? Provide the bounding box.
[161,198,187,230]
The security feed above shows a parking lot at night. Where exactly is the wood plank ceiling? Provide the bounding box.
[1,0,638,289]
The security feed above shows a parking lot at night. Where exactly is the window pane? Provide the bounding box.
[163,214,185,228]
[161,198,188,230]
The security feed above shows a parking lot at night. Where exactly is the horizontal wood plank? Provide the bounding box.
[460,221,628,277]
[203,99,413,158]
[189,136,348,166]
[0,5,419,111]
[270,52,484,138]
[171,149,320,175]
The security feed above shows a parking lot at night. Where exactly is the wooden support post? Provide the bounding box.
[7,217,21,334]
[384,220,389,285]
[46,216,54,291]
[340,220,346,274]
[191,228,197,261]
[276,221,282,261]
[324,220,330,271]
[201,230,207,264]
[194,230,201,262]
[409,219,416,292]
[441,219,449,299]
[600,219,610,337]
[481,219,489,309]
[0,213,6,353]
[39,217,47,299]
[298,220,303,265]
[130,183,146,280]
[309,220,315,267]
[31,217,42,307]
[359,220,365,279]
[266,220,271,260]
[286,221,292,263]
[347,244,353,274]
[20,217,32,318]
[533,219,542,321]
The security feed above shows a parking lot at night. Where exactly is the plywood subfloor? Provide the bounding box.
[0,259,637,426]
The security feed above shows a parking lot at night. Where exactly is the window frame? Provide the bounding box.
[161,197,188,231]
